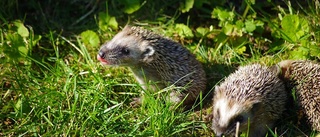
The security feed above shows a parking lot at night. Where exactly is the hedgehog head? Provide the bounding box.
[212,85,261,137]
[97,26,157,66]
[211,64,287,137]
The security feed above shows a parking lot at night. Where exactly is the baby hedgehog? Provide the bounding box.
[211,64,287,137]
[278,60,320,131]
[97,26,206,107]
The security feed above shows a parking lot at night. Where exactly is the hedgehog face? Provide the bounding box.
[97,28,155,66]
[212,87,258,137]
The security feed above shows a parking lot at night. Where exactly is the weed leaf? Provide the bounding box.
[195,27,209,37]
[179,0,194,13]
[289,46,309,59]
[211,8,235,27]
[236,46,246,55]
[310,44,320,58]
[175,24,194,38]
[281,15,309,42]
[245,20,256,33]
[98,12,118,31]
[4,33,27,59]
[14,20,29,37]
[81,30,100,48]
[119,0,142,14]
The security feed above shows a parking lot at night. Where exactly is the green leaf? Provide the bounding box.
[18,46,28,55]
[4,33,26,59]
[281,15,309,42]
[211,8,235,27]
[108,17,118,30]
[81,30,100,47]
[235,20,244,28]
[175,24,194,38]
[310,43,320,58]
[222,23,234,36]
[222,23,243,36]
[236,46,246,55]
[15,99,22,112]
[289,46,309,59]
[14,20,29,37]
[179,0,194,13]
[214,32,228,44]
[119,0,142,14]
[235,20,245,36]
[281,15,299,31]
[195,27,209,37]
[98,12,118,31]
[245,20,256,32]
[32,35,42,47]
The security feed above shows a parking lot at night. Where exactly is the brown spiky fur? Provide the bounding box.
[212,64,287,137]
[97,26,206,107]
[278,60,320,131]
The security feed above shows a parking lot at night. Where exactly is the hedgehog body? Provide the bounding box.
[97,26,206,107]
[211,64,287,137]
[278,60,320,131]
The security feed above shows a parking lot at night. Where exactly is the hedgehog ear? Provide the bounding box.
[141,46,155,63]
[278,60,293,77]
[269,63,288,80]
[269,65,282,76]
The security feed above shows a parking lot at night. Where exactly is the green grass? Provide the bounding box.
[1,0,320,136]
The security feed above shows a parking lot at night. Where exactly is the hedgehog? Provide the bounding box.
[277,60,320,131]
[211,64,287,137]
[97,26,207,107]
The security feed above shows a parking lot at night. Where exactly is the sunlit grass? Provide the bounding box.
[1,0,320,136]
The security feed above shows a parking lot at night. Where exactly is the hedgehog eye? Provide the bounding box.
[235,115,244,123]
[227,115,245,129]
[121,47,130,55]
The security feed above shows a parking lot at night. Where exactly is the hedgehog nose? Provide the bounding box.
[216,134,224,137]
[215,133,224,137]
[98,50,105,59]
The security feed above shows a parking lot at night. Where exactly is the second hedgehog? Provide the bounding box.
[97,26,206,107]
[278,60,320,131]
[211,64,287,137]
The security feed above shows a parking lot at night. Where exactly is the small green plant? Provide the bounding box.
[208,5,266,64]
[179,0,194,13]
[97,12,118,31]
[80,30,101,48]
[118,0,143,14]
[267,1,320,60]
[1,20,41,63]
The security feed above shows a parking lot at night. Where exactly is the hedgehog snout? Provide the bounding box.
[215,133,225,137]
[212,126,227,137]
